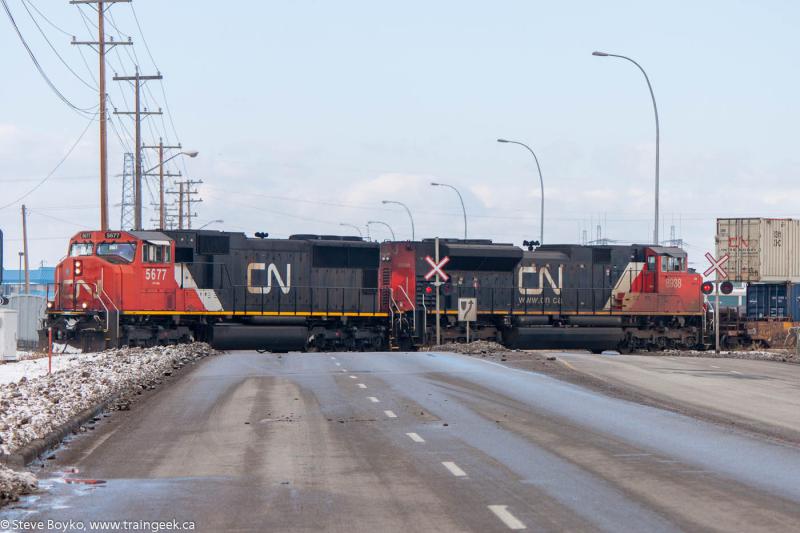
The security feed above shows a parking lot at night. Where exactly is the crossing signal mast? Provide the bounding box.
[70,0,132,231]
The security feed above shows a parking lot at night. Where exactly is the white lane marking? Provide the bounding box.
[730,370,742,375]
[350,375,358,379]
[711,365,720,369]
[406,432,425,443]
[442,461,467,477]
[330,356,336,360]
[368,396,380,403]
[357,383,367,389]
[384,410,397,418]
[341,369,347,372]
[335,362,341,366]
[488,505,526,530]
[612,453,652,457]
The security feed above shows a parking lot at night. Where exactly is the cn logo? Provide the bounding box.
[247,263,291,295]
[518,265,563,296]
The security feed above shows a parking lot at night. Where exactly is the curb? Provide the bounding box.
[0,397,117,467]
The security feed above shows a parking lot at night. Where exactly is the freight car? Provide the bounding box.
[44,229,705,352]
[381,239,705,352]
[44,230,388,351]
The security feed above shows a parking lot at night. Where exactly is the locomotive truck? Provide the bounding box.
[43,229,704,352]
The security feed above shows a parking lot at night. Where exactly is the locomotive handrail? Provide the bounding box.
[397,285,416,332]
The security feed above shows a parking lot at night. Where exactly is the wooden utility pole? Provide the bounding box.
[70,0,132,231]
[143,139,181,229]
[113,70,162,230]
[168,179,203,230]
[21,205,29,293]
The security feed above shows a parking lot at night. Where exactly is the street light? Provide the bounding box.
[197,219,224,230]
[497,138,545,244]
[381,200,415,241]
[339,222,363,239]
[367,220,396,241]
[593,50,660,244]
[143,150,199,230]
[430,182,467,239]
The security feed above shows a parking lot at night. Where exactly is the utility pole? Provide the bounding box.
[119,152,134,229]
[21,205,29,293]
[70,0,132,231]
[142,139,181,229]
[113,69,162,230]
[435,237,441,346]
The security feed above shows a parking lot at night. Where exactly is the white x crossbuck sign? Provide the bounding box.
[704,252,729,279]
[424,255,450,282]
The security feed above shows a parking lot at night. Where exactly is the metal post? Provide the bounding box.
[497,139,544,243]
[435,237,441,345]
[715,278,720,354]
[48,327,53,375]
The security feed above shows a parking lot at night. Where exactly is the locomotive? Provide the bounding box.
[44,229,704,352]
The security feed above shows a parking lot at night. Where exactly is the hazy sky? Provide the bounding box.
[1,1,799,271]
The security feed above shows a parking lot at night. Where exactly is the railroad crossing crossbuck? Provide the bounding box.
[424,255,450,282]
[704,252,729,279]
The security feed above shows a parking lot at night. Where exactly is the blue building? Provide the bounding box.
[0,267,56,298]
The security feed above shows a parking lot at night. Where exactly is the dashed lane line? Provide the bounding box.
[441,461,467,477]
[368,396,380,403]
[357,383,367,389]
[406,432,425,443]
[384,410,397,418]
[730,370,742,375]
[350,375,358,379]
[335,362,341,366]
[488,505,526,530]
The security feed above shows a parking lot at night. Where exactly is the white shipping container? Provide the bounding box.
[716,218,800,282]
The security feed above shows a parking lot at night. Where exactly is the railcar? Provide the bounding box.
[379,239,704,352]
[45,230,388,351]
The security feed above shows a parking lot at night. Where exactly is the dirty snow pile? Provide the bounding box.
[0,464,37,504]
[427,340,512,355]
[660,349,799,363]
[0,343,216,456]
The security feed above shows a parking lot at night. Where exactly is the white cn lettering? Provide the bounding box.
[247,263,292,295]
[518,265,563,296]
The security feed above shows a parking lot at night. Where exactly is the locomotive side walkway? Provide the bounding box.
[4,351,800,532]
[551,353,800,441]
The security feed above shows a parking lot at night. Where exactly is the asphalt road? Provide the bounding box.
[7,351,800,532]
[555,353,800,439]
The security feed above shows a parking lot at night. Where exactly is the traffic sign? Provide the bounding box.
[703,252,729,279]
[424,255,450,282]
[458,298,477,322]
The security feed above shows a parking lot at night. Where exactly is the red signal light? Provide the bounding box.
[425,286,433,294]
[701,281,714,295]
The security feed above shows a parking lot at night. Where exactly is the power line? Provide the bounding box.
[20,0,98,90]
[0,112,98,211]
[1,0,97,115]
[24,0,72,36]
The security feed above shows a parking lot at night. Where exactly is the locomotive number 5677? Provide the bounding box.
[145,268,168,281]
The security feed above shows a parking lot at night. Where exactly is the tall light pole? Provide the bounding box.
[497,139,544,244]
[593,50,660,244]
[430,182,467,239]
[339,222,363,238]
[381,200,415,241]
[367,220,396,241]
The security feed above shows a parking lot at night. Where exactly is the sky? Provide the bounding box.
[1,0,799,272]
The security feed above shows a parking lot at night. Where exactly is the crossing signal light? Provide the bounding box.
[720,281,734,295]
[701,281,714,295]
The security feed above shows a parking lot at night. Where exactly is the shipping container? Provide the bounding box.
[716,218,800,282]
[745,283,800,321]
[8,294,46,349]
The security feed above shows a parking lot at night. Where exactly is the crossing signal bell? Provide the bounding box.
[701,281,714,295]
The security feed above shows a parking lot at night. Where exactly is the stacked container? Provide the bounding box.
[716,218,800,282]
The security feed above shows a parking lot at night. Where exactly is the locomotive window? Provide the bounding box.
[661,256,685,272]
[69,243,93,257]
[647,255,657,271]
[143,243,171,264]
[97,242,136,264]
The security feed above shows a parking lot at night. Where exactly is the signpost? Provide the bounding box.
[704,252,730,354]
[458,297,477,343]
[426,240,450,346]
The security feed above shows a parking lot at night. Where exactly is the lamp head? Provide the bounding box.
[430,182,440,186]
[497,138,509,143]
[592,51,609,57]
[184,150,199,158]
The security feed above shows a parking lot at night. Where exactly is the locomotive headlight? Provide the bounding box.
[46,301,54,309]
[74,260,82,268]
[81,302,89,309]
